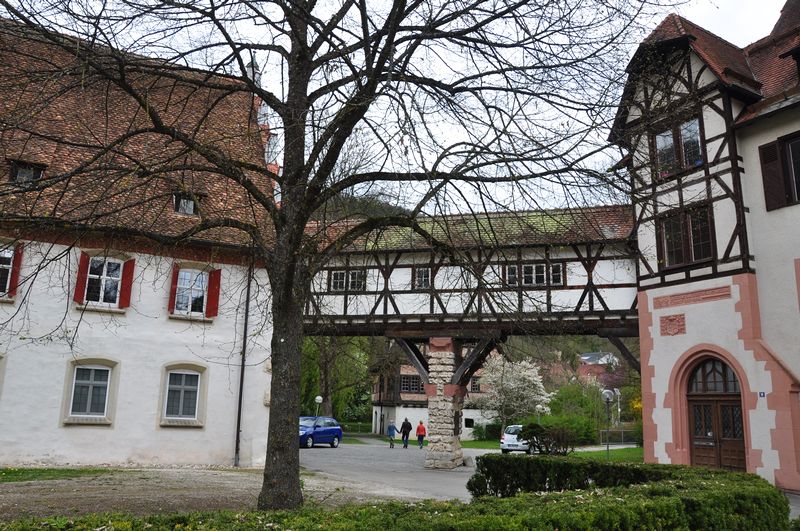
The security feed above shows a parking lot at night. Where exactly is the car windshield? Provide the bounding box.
[504,426,522,435]
[299,418,317,427]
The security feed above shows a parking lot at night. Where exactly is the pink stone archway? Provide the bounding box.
[662,344,761,472]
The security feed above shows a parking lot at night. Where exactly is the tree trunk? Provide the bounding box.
[257,265,307,510]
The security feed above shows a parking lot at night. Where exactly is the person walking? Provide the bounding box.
[400,418,413,448]
[416,420,427,449]
[387,419,398,448]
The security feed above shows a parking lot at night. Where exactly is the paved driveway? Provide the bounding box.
[300,438,496,502]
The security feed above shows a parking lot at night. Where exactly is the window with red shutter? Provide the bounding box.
[205,269,221,318]
[73,252,90,304]
[118,259,135,309]
[0,242,22,298]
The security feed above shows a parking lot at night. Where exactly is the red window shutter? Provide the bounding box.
[73,251,90,304]
[168,263,180,313]
[759,142,788,211]
[7,242,23,297]
[205,268,221,318]
[118,258,135,308]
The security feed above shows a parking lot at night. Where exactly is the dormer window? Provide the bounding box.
[173,193,199,215]
[653,118,703,178]
[10,161,44,183]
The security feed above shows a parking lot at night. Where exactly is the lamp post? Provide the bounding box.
[314,395,323,417]
[535,404,545,424]
[602,389,615,461]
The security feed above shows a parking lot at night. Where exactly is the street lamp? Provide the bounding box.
[535,404,545,424]
[314,395,323,417]
[602,389,615,461]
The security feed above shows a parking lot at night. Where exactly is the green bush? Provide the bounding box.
[518,423,575,455]
[471,421,502,441]
[466,454,789,530]
[537,413,598,445]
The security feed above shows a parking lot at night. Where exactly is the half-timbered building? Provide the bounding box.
[611,0,800,490]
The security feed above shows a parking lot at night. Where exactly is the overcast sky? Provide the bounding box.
[680,0,786,46]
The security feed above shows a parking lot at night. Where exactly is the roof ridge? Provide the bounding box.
[672,13,744,52]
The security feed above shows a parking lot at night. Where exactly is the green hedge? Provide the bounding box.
[466,454,789,530]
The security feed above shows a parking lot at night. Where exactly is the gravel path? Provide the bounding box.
[0,466,417,522]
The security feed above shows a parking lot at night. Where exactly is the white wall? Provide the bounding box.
[0,241,272,466]
[738,107,800,376]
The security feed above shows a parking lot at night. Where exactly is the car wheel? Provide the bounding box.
[501,449,509,454]
[330,436,340,448]
[526,447,534,455]
[305,436,314,448]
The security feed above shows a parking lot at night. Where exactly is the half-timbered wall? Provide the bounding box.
[306,242,637,335]
[625,49,751,289]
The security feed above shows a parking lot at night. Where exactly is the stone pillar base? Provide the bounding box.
[425,435,464,469]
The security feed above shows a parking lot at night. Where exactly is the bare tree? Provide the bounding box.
[0,0,680,510]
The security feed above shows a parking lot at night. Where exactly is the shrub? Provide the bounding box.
[537,413,598,445]
[466,454,789,530]
[518,423,575,455]
[471,421,502,441]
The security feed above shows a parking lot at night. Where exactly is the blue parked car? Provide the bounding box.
[299,416,343,448]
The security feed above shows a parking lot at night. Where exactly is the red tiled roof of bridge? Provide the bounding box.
[0,19,274,250]
[348,204,635,252]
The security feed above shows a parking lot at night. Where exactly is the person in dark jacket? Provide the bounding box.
[400,418,413,448]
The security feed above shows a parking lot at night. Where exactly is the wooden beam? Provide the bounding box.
[451,337,498,386]
[602,334,641,374]
[392,338,430,383]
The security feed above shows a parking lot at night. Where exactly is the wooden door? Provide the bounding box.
[687,359,746,471]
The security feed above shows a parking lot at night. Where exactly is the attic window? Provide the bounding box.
[652,118,703,178]
[173,193,199,215]
[10,161,44,183]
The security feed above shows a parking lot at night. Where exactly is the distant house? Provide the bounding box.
[577,352,626,389]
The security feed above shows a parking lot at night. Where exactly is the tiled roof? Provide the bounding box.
[614,1,800,137]
[346,205,634,252]
[0,20,273,250]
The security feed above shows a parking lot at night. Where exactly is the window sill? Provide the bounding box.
[63,416,112,426]
[654,164,705,182]
[658,257,714,272]
[160,418,204,428]
[74,303,126,315]
[168,313,213,323]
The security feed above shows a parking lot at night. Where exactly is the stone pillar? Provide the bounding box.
[424,337,465,469]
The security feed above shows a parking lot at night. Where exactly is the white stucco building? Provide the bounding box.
[611,0,800,490]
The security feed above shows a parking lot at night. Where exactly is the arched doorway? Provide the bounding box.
[687,358,746,471]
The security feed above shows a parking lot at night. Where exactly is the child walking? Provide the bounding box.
[416,420,427,449]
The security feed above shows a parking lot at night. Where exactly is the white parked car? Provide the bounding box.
[500,424,530,454]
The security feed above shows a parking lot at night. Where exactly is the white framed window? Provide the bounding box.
[330,270,346,291]
[175,269,208,315]
[165,371,200,419]
[506,264,518,286]
[85,257,123,304]
[69,366,110,416]
[0,247,12,296]
[349,269,366,291]
[521,264,547,286]
[173,193,198,215]
[550,263,564,286]
[415,267,431,289]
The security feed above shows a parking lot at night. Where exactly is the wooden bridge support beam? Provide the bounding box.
[424,337,465,469]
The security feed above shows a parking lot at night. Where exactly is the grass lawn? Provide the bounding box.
[0,467,113,483]
[572,447,643,462]
[460,439,500,449]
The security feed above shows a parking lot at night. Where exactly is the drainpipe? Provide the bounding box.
[234,250,254,467]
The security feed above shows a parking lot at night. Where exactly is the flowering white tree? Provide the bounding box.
[473,356,552,431]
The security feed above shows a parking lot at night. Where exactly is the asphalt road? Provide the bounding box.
[299,438,497,502]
